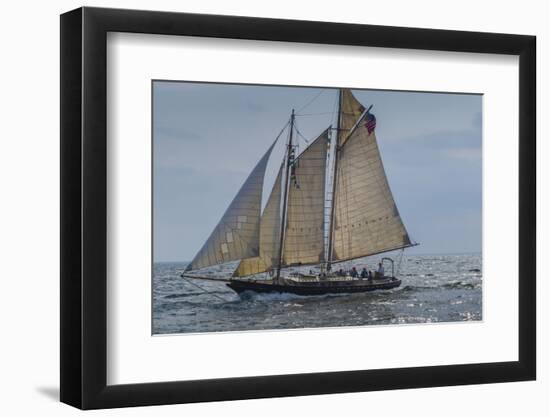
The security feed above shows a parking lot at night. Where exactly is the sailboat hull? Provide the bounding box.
[227,277,401,295]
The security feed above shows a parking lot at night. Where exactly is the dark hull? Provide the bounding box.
[227,277,401,295]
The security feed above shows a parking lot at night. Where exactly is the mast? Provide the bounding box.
[327,89,342,270]
[275,109,295,283]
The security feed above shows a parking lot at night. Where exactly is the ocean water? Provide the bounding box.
[152,253,482,335]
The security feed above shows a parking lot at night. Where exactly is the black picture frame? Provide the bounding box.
[60,6,536,410]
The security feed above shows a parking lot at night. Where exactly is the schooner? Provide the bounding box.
[182,88,417,295]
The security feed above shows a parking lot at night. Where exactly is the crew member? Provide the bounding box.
[377,262,385,278]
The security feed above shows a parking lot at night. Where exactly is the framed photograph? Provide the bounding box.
[60,6,536,409]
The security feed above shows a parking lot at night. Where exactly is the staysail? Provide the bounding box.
[282,129,329,266]
[330,109,412,262]
[233,163,284,277]
[185,140,277,271]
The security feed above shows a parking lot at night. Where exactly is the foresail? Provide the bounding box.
[282,129,329,266]
[233,164,284,277]
[331,112,412,262]
[186,140,277,271]
[339,89,366,147]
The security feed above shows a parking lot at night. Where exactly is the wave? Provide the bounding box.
[399,280,480,292]
[163,290,231,299]
[164,292,199,299]
[399,285,436,292]
[442,281,478,290]
[160,290,332,305]
[237,290,350,303]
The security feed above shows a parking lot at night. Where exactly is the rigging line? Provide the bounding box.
[274,119,291,142]
[295,112,335,117]
[182,276,231,302]
[331,91,339,130]
[293,121,310,144]
[296,89,325,113]
[396,249,405,276]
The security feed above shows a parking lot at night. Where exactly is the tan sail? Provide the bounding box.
[282,129,329,266]
[338,89,366,147]
[331,111,412,263]
[186,140,277,271]
[233,164,284,277]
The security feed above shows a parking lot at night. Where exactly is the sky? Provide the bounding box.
[153,81,482,262]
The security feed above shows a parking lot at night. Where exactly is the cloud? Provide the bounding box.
[155,125,202,141]
[244,100,266,113]
[472,111,482,129]
[381,128,481,168]
[443,147,481,162]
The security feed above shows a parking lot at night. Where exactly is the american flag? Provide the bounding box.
[365,112,376,134]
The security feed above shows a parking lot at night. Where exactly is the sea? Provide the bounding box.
[152,253,482,335]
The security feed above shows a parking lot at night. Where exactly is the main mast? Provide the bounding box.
[275,109,295,283]
[327,89,342,270]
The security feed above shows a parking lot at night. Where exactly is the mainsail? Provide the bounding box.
[233,164,284,277]
[185,140,277,271]
[282,129,329,266]
[339,89,366,147]
[330,109,412,262]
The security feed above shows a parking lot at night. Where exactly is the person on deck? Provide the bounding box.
[368,270,373,282]
[350,267,358,278]
[377,262,385,278]
[338,268,344,277]
[360,268,368,279]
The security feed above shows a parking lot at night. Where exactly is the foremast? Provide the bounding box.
[275,109,295,284]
